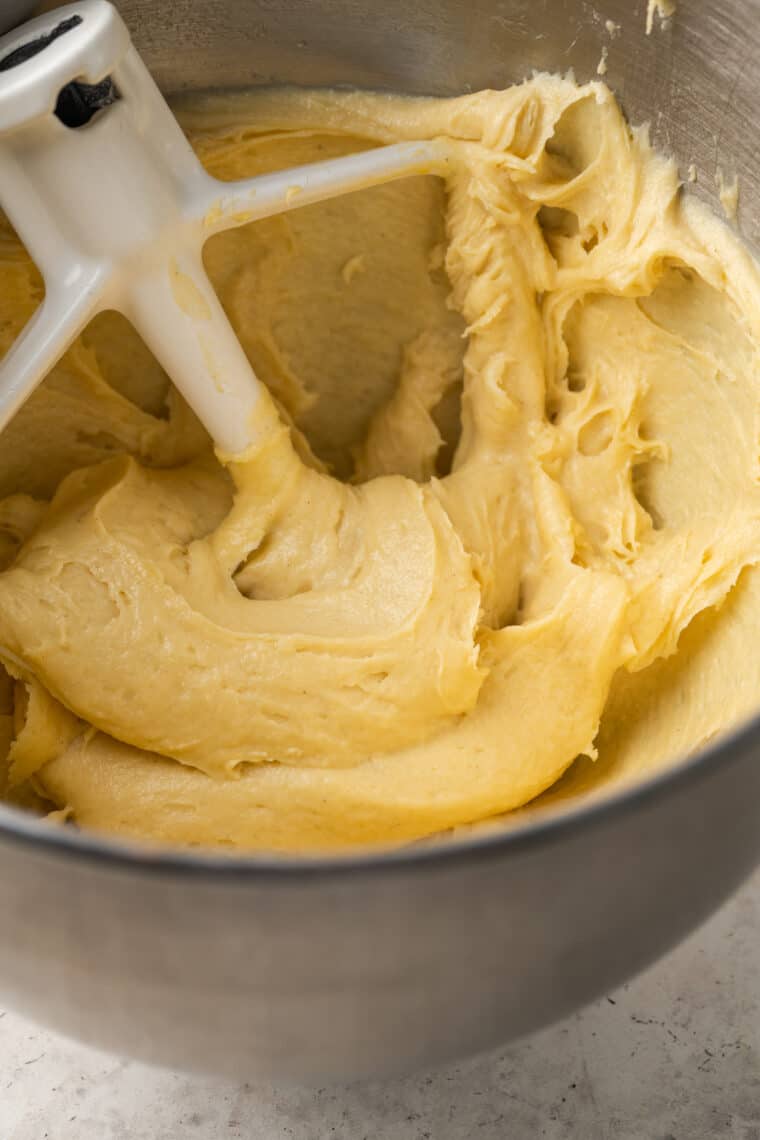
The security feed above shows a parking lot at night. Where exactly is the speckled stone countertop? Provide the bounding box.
[2,868,759,1140]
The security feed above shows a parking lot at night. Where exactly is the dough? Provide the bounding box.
[1,76,760,851]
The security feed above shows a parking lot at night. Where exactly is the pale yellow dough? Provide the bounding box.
[1,77,760,851]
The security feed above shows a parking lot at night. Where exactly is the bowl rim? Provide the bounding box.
[0,703,757,880]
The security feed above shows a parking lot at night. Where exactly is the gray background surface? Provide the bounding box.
[1,867,758,1140]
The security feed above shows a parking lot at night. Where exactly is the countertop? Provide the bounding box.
[2,868,759,1140]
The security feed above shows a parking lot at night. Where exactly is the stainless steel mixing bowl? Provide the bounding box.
[1,0,759,1084]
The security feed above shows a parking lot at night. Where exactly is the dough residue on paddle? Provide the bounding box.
[716,168,740,221]
[1,76,760,852]
[646,0,676,34]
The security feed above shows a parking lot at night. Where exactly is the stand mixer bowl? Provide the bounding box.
[0,0,758,1083]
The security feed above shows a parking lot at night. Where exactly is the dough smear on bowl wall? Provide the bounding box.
[2,75,760,852]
